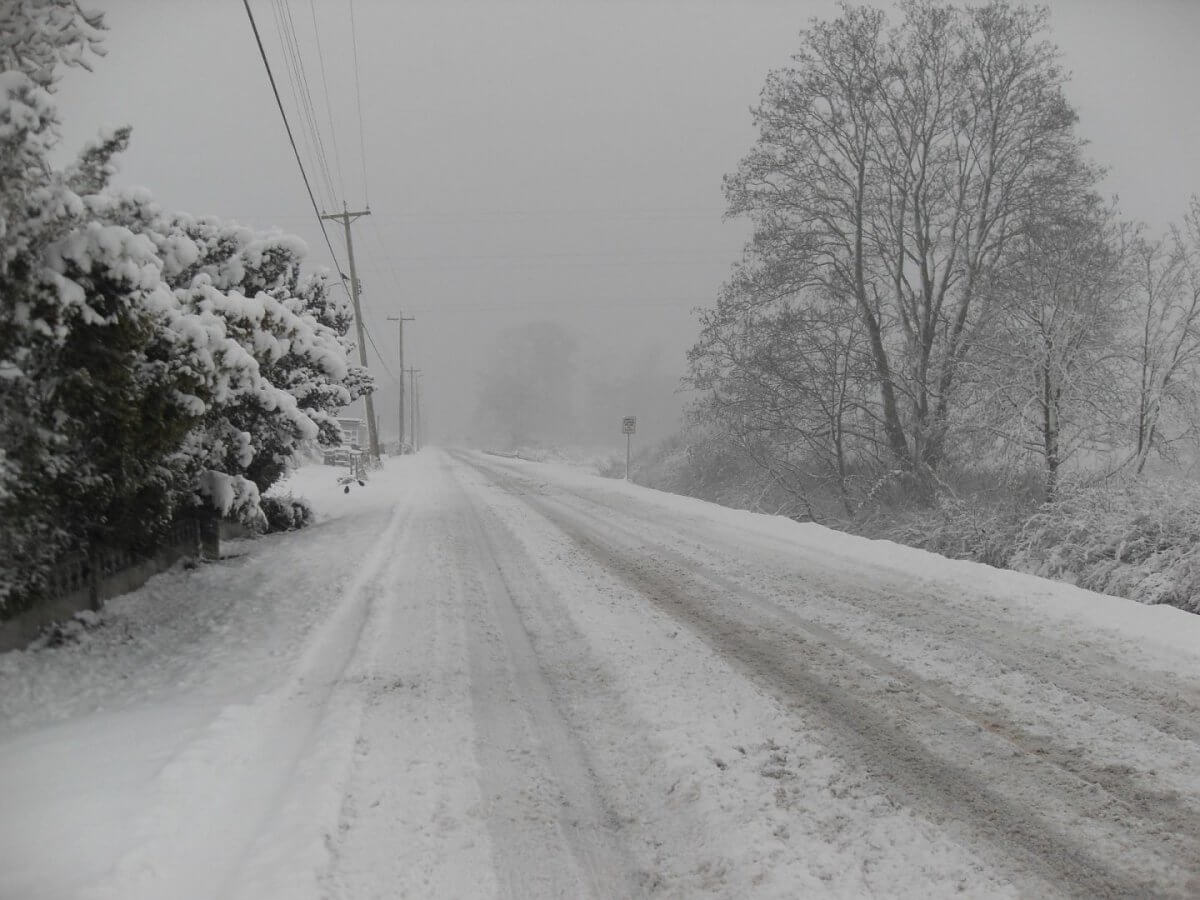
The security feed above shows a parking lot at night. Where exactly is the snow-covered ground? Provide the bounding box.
[2,449,1198,898]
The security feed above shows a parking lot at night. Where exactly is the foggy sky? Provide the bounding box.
[53,0,1200,448]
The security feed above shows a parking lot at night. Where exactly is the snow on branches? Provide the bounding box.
[0,4,370,611]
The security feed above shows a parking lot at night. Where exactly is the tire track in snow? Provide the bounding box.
[81,500,413,900]
[535,502,1190,898]
[497,458,1200,749]
[448,458,643,899]
[468,455,1200,782]
[540,486,1200,848]
[319,466,499,900]
[458,452,1200,899]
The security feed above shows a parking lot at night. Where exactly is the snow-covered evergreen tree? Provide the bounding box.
[0,3,370,613]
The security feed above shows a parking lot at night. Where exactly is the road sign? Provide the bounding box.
[622,416,637,434]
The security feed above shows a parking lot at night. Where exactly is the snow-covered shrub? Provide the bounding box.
[260,494,314,533]
[0,4,137,612]
[889,494,1025,569]
[634,431,818,520]
[0,6,370,614]
[1011,480,1200,613]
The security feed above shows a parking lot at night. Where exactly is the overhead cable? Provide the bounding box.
[241,0,347,279]
[348,0,370,205]
[271,0,339,208]
[266,0,325,207]
[308,0,347,201]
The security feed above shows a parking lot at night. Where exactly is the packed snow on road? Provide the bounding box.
[2,450,1199,899]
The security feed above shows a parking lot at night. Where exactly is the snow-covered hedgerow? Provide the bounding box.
[1010,481,1200,614]
[888,495,1027,571]
[846,473,1200,613]
[0,4,371,614]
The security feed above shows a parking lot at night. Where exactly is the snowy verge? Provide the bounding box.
[0,459,419,900]
[474,453,1200,667]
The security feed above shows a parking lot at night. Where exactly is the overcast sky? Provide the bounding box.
[54,0,1200,447]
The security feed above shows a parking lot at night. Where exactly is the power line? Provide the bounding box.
[221,206,730,223]
[266,0,325,208]
[349,272,397,383]
[366,217,407,298]
[272,0,339,208]
[366,226,414,381]
[348,0,370,205]
[309,0,347,202]
[368,205,728,219]
[355,249,730,263]
[284,0,340,204]
[241,0,347,279]
[403,295,706,313]
[337,226,397,384]
[363,324,397,383]
[266,7,391,397]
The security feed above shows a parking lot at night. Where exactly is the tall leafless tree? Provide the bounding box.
[717,1,1096,496]
[691,260,876,515]
[974,198,1128,498]
[1127,199,1200,474]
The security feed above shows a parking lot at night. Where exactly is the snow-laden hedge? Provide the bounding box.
[879,480,1200,614]
[890,495,1025,570]
[1010,483,1200,614]
[0,4,370,615]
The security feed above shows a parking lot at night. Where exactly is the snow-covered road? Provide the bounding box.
[3,449,1199,898]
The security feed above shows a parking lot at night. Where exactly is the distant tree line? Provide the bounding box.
[689,0,1200,515]
[0,2,371,614]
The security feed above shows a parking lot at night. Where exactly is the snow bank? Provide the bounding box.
[494,455,1200,667]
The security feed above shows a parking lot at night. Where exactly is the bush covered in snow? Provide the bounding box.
[857,474,1200,613]
[1009,481,1200,613]
[260,494,315,533]
[0,4,371,615]
[632,430,818,521]
[885,496,1027,571]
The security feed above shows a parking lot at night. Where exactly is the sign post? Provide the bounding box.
[622,416,637,480]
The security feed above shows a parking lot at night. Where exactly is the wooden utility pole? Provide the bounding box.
[405,367,421,451]
[387,313,414,451]
[320,203,379,460]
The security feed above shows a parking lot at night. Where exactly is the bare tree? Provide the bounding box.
[975,199,1127,498]
[720,1,1096,495]
[690,264,876,516]
[1127,198,1200,474]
